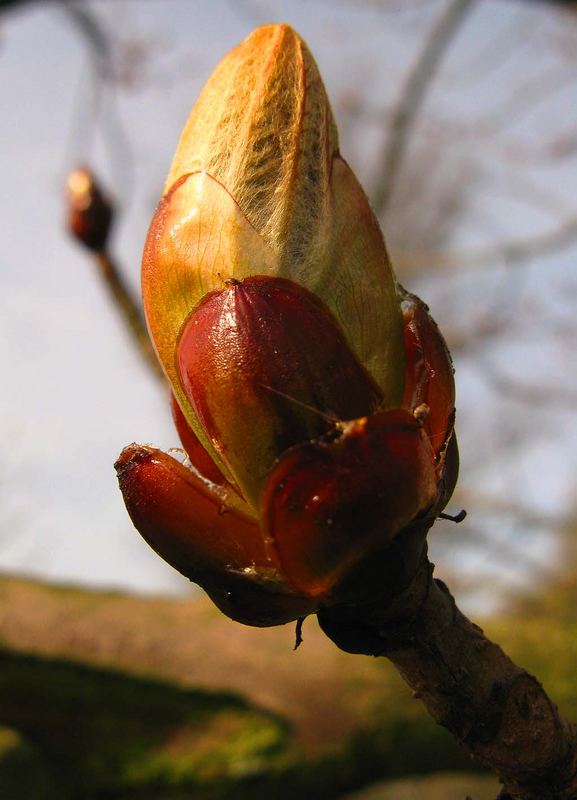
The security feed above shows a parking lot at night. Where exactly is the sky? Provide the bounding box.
[1,0,576,607]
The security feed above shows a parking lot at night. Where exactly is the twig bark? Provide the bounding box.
[93,249,164,380]
[318,556,577,800]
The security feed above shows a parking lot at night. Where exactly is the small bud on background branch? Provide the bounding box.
[65,167,163,380]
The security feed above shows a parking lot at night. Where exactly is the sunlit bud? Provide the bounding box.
[117,25,458,627]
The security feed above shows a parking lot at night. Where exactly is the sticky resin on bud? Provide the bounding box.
[176,276,385,508]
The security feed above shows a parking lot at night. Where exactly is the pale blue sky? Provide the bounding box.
[1,0,576,607]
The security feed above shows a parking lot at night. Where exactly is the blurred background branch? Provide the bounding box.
[65,166,163,380]
[371,0,474,216]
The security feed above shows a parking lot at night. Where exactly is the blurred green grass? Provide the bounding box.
[0,574,573,798]
[342,772,498,799]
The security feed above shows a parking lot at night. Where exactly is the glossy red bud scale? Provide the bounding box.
[177,276,384,507]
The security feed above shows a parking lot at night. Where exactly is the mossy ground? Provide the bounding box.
[342,771,499,799]
[0,649,296,798]
[0,725,61,799]
[0,574,572,798]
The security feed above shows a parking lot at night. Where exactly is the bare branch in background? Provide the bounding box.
[59,2,138,203]
[439,521,560,587]
[469,65,576,136]
[61,1,112,77]
[66,167,163,380]
[93,250,163,380]
[371,0,474,217]
[456,489,571,532]
[393,212,577,274]
[474,357,577,409]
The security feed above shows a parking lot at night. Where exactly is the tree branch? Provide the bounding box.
[319,556,577,800]
[474,355,577,408]
[66,167,163,380]
[93,250,164,380]
[371,0,474,217]
[392,211,577,274]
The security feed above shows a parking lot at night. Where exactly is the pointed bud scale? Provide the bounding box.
[401,290,455,468]
[262,410,437,597]
[116,444,262,575]
[115,444,317,625]
[164,24,339,257]
[177,276,384,507]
